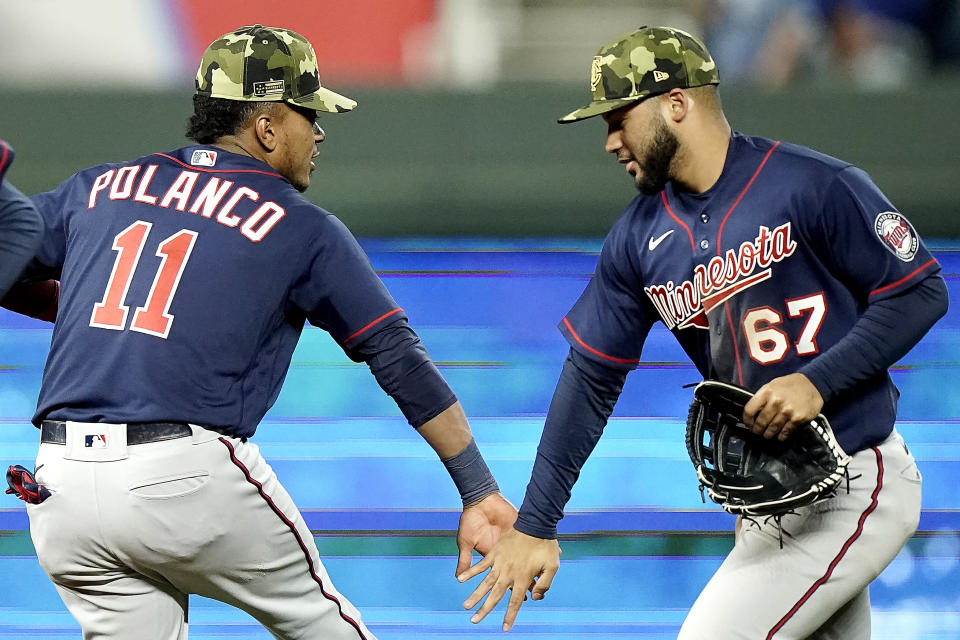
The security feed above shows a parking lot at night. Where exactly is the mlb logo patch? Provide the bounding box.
[84,434,108,448]
[190,150,218,167]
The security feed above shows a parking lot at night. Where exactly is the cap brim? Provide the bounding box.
[557,96,646,124]
[291,86,357,113]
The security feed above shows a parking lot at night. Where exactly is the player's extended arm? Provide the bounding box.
[416,402,517,575]
[744,274,949,439]
[0,141,56,320]
[0,177,44,300]
[350,323,517,574]
[459,348,627,631]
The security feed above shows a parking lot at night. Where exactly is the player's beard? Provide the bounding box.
[634,114,679,195]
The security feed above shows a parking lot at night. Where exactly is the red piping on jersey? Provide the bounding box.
[766,446,883,639]
[344,308,404,343]
[659,191,695,252]
[218,438,369,640]
[153,152,284,178]
[725,303,745,384]
[562,317,640,365]
[715,141,781,386]
[869,258,939,297]
[0,141,10,175]
[716,141,781,251]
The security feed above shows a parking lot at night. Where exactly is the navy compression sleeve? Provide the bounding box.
[800,274,949,402]
[0,182,43,298]
[514,348,627,539]
[351,322,458,428]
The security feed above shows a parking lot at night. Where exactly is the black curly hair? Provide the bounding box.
[186,95,276,144]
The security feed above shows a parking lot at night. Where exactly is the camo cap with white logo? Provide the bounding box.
[195,24,357,113]
[559,25,719,124]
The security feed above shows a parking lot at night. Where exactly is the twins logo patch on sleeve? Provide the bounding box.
[875,212,918,262]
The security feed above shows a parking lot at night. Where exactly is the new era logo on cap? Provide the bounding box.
[653,70,670,82]
[84,434,108,448]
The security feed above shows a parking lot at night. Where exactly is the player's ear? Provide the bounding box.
[664,89,690,124]
[252,107,280,152]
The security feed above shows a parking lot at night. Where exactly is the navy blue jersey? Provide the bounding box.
[29,146,404,437]
[561,132,940,453]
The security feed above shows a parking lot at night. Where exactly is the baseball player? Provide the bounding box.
[458,26,949,638]
[5,25,516,640]
[0,140,43,301]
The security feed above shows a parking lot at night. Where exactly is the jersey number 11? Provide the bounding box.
[90,220,197,339]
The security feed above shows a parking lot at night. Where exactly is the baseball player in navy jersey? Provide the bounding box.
[4,24,516,640]
[459,26,949,637]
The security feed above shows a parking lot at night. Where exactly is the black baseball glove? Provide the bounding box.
[685,380,851,518]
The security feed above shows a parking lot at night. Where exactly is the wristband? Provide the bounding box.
[442,438,500,507]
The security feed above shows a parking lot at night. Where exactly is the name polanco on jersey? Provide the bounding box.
[644,222,797,331]
[86,160,285,243]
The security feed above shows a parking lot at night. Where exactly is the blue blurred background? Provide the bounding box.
[2,1,959,638]
[2,240,958,638]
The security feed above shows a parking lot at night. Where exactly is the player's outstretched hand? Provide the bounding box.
[457,527,561,632]
[743,372,824,441]
[455,493,518,577]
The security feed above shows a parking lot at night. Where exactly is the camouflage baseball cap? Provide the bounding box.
[195,24,356,113]
[558,26,718,124]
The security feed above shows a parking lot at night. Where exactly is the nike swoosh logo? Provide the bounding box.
[648,230,674,251]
